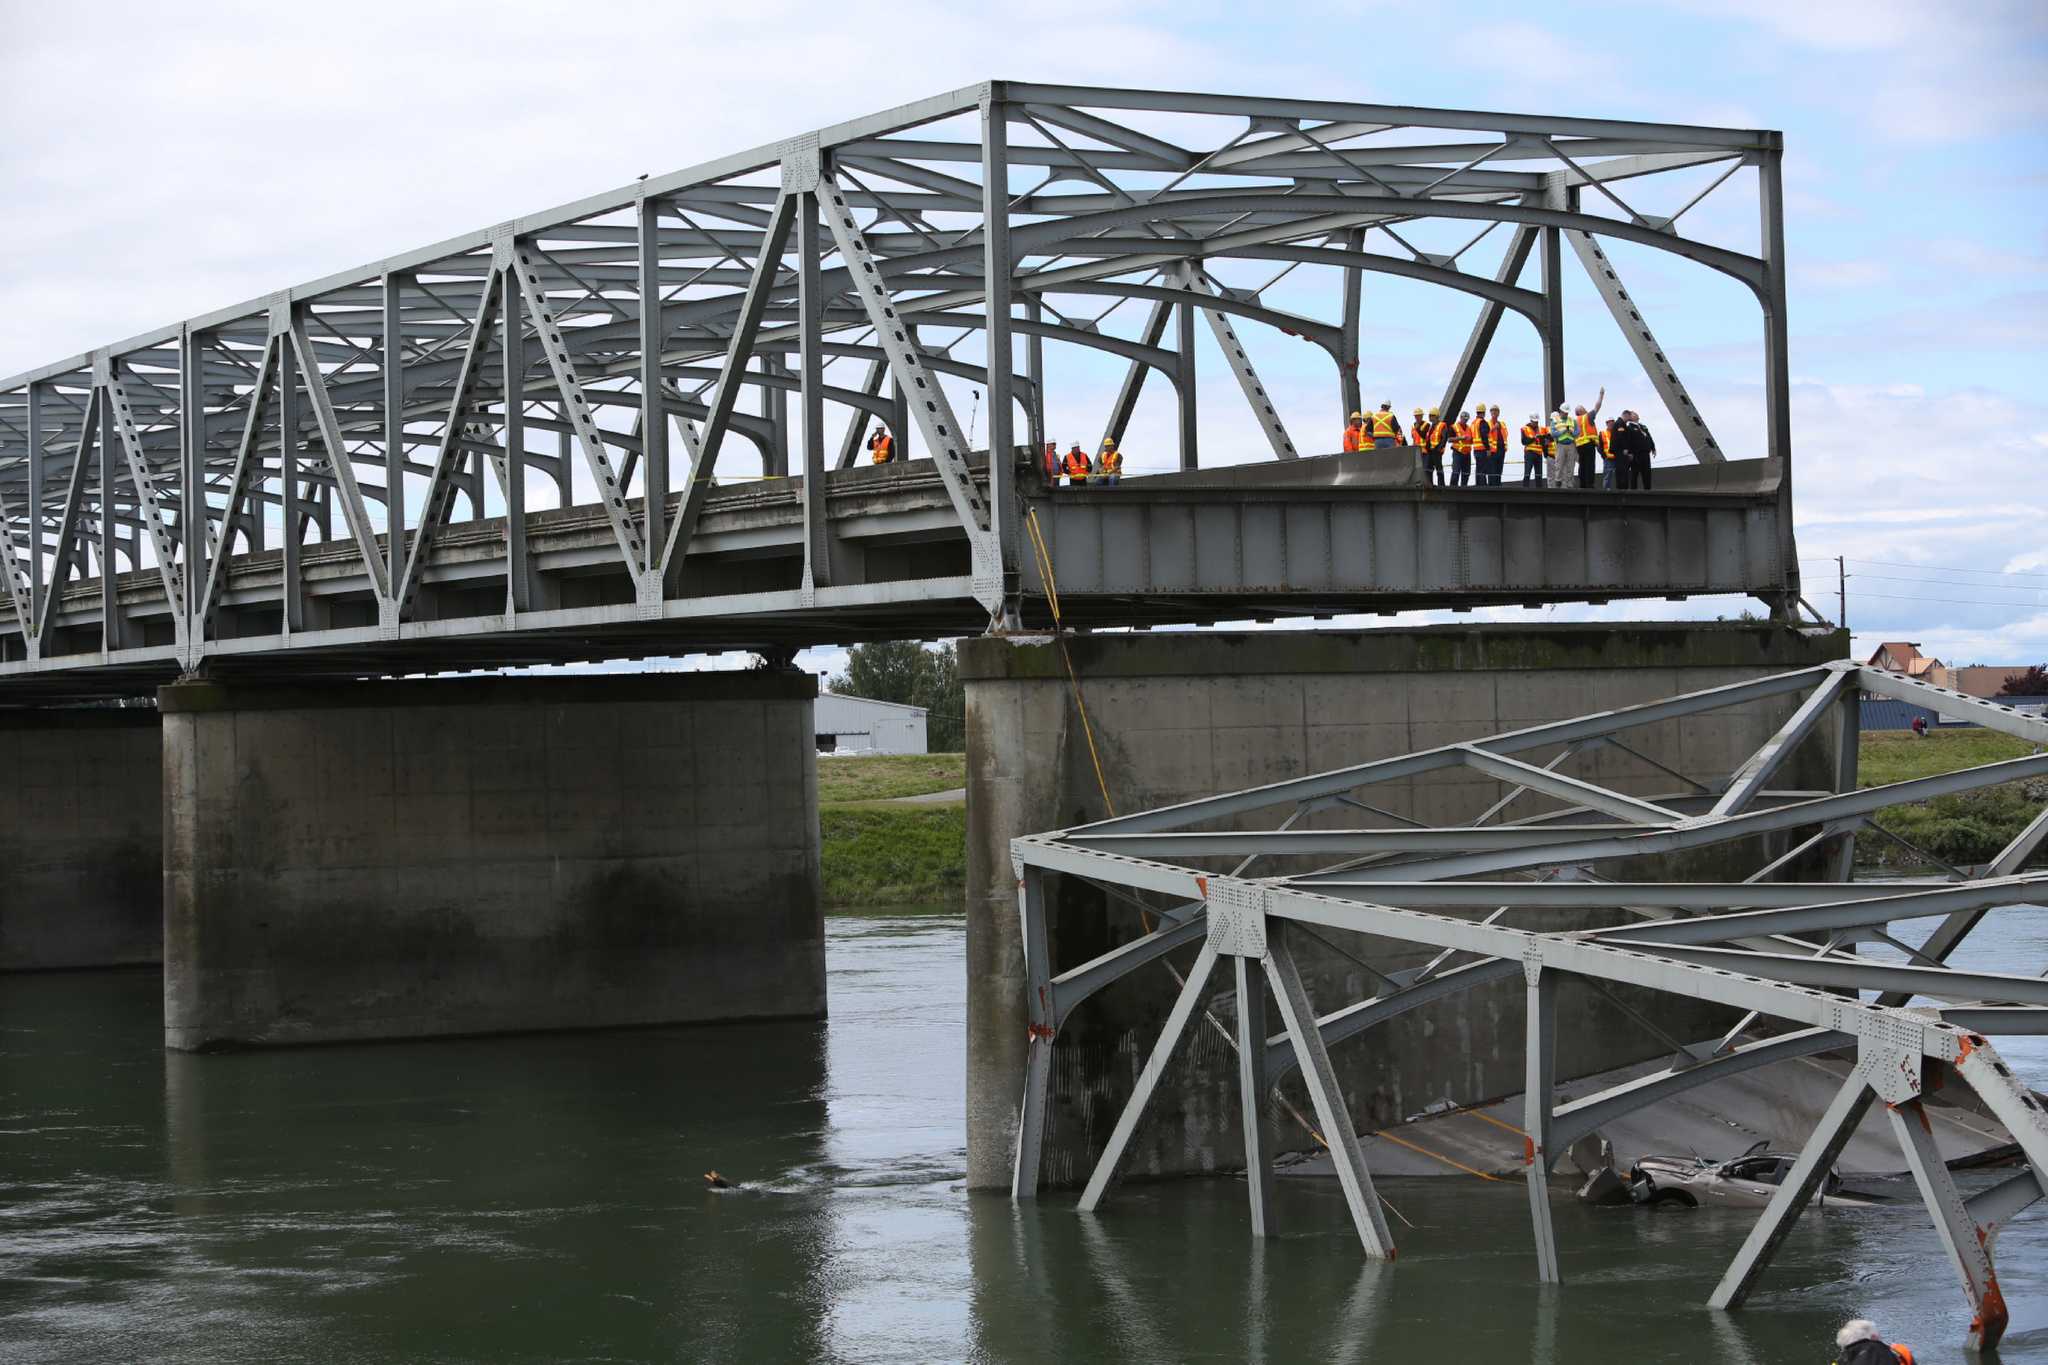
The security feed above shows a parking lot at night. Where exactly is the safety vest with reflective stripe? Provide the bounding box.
[1484,419,1506,452]
[1521,422,1546,453]
[1369,410,1400,439]
[1600,428,1613,457]
[1452,421,1476,454]
[870,433,893,464]
[1100,448,1123,475]
[1342,423,1363,452]
[1576,413,1598,445]
[1064,450,1091,478]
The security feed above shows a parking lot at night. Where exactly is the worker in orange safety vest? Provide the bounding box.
[1450,411,1476,487]
[1418,407,1446,486]
[1341,412,1364,452]
[868,426,894,464]
[1062,443,1091,487]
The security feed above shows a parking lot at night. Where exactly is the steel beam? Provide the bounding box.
[1076,940,1220,1213]
[1012,868,1054,1201]
[1524,965,1560,1282]
[1441,222,1538,421]
[1264,923,1394,1257]
[1889,1099,2008,1352]
[396,267,506,618]
[287,317,392,608]
[1235,953,1276,1237]
[1564,229,1725,464]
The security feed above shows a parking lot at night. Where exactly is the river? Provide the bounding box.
[2,905,2043,1363]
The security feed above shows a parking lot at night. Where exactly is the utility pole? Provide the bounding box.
[1837,555,1848,631]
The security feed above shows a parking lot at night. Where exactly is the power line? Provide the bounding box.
[1847,572,2047,595]
[1853,590,2048,609]
[1840,556,2048,582]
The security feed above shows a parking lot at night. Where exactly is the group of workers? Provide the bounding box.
[1044,438,1124,487]
[1342,388,1658,492]
[867,394,1658,494]
[871,424,1129,487]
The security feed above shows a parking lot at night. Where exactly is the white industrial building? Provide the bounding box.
[815,693,929,755]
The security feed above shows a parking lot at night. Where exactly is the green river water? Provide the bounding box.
[2,906,2043,1362]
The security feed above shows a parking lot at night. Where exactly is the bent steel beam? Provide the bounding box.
[1009,661,2045,1353]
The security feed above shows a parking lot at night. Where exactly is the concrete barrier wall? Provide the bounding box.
[0,707,164,971]
[161,672,824,1049]
[962,623,1850,1190]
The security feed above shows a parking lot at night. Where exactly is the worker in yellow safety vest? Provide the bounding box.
[1367,401,1403,449]
[1097,439,1123,486]
[1519,415,1548,485]
[1571,386,1605,488]
[1419,407,1446,486]
[1341,412,1364,452]
[1450,411,1476,487]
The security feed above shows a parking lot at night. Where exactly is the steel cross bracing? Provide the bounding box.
[0,82,1798,698]
[1010,663,2048,1354]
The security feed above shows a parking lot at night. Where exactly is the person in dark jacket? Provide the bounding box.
[1612,411,1656,491]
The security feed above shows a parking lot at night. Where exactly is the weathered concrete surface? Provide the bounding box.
[161,672,823,1050]
[0,706,163,970]
[962,622,1850,1191]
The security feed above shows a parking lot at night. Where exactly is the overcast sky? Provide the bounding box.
[2,0,2043,675]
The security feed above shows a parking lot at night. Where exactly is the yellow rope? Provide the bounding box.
[1024,503,1115,819]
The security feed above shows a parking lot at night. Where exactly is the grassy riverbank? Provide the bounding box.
[818,753,968,907]
[1860,729,2046,870]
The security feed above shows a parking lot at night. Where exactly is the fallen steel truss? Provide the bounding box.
[0,82,1798,695]
[1011,660,2048,1353]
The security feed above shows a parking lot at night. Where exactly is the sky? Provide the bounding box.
[2,0,2044,680]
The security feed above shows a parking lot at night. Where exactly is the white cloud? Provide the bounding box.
[1674,0,2048,143]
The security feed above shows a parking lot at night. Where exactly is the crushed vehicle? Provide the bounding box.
[1571,1137,1893,1210]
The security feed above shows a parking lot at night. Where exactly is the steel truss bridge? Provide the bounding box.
[0,82,1800,701]
[1012,664,2048,1354]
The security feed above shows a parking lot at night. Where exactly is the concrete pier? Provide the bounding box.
[160,672,824,1050]
[0,706,164,971]
[961,623,1850,1190]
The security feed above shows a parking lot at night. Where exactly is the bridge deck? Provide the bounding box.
[0,448,1786,701]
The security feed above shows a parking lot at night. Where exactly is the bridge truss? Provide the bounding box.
[0,82,1797,698]
[1011,662,2048,1353]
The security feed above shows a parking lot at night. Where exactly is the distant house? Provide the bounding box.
[815,693,928,755]
[1865,641,1946,683]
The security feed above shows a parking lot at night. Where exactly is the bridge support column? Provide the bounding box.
[0,707,163,970]
[961,623,1849,1191]
[160,672,824,1049]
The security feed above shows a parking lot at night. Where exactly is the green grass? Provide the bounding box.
[1858,729,2037,787]
[819,802,966,907]
[1858,729,2046,871]
[816,752,966,803]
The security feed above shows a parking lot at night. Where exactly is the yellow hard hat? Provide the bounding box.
[1412,406,1424,415]
[1349,411,1362,420]
[1428,407,1440,416]
[1102,437,1116,448]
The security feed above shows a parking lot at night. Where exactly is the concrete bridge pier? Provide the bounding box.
[960,623,1850,1191]
[160,672,825,1050]
[0,707,164,971]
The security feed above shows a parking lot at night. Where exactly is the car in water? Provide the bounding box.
[1574,1138,1891,1209]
